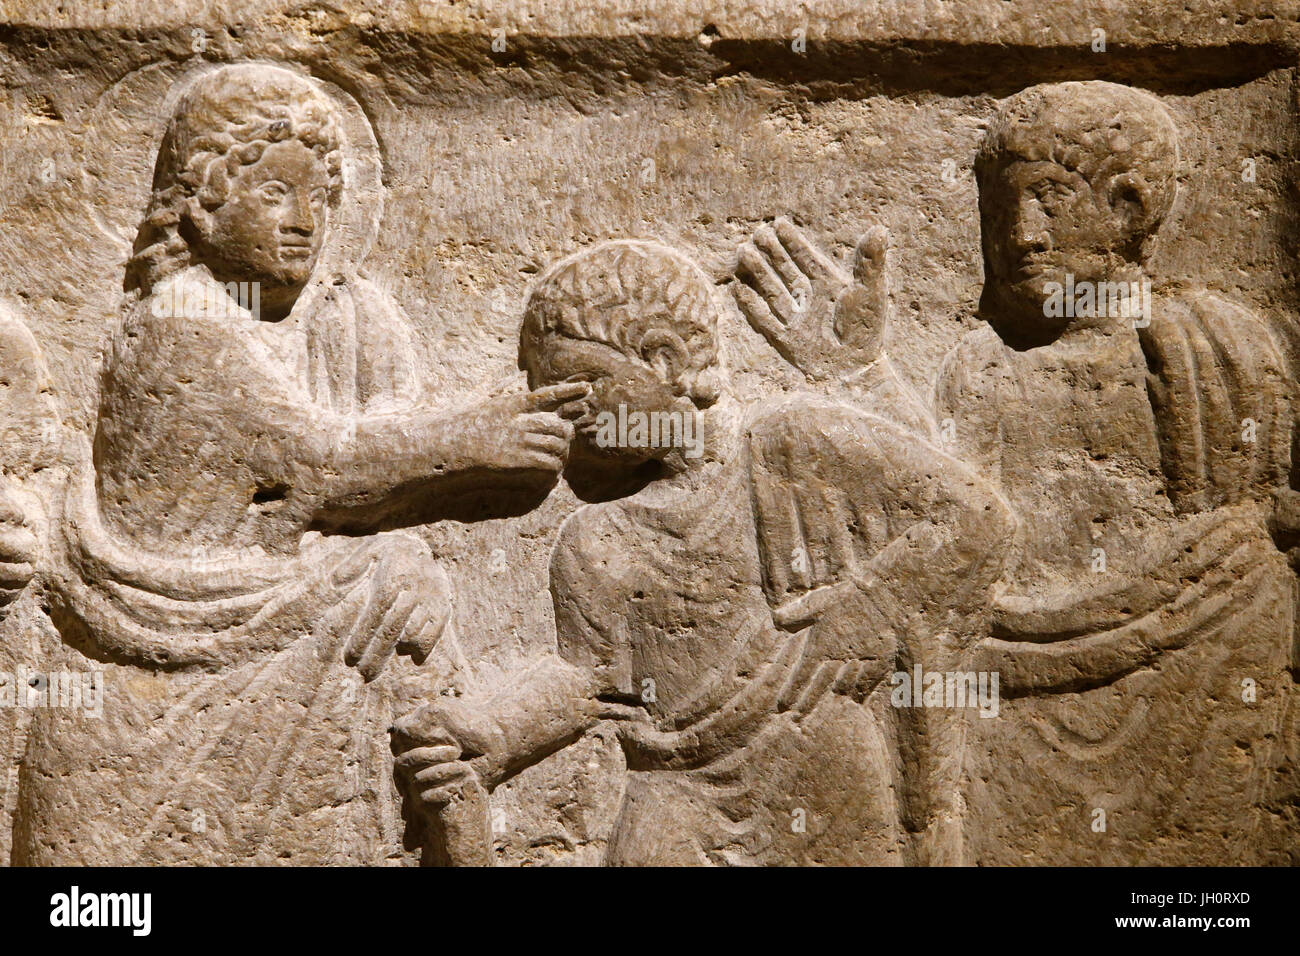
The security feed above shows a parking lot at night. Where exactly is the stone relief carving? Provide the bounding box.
[394,239,1012,865]
[0,17,1297,867]
[0,307,57,611]
[10,63,584,865]
[942,82,1295,865]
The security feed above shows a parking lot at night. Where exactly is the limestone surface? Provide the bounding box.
[0,1,1298,866]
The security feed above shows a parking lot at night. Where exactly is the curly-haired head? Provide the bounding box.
[127,64,343,295]
[520,240,723,407]
[976,81,1179,239]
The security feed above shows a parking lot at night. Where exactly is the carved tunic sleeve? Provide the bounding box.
[745,396,1015,709]
[549,508,631,698]
[1138,291,1292,513]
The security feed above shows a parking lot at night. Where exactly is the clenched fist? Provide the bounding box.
[391,696,507,810]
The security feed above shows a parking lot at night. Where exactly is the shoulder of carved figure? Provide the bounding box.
[743,394,947,510]
[145,267,259,323]
[349,273,402,307]
[342,271,423,355]
[931,324,1003,411]
[1139,287,1292,514]
[350,274,421,349]
[742,390,845,430]
[744,389,932,450]
[550,501,616,578]
[747,386,1011,513]
[1156,288,1285,362]
[1143,288,1288,412]
[119,279,302,388]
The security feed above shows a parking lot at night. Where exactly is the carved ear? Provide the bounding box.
[639,328,689,384]
[1107,171,1158,234]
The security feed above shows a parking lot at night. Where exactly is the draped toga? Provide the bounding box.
[15,84,455,864]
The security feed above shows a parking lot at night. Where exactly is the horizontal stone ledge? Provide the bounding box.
[0,33,1292,101]
[2,0,1300,48]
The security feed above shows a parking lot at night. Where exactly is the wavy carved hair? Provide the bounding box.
[126,65,343,297]
[520,240,723,408]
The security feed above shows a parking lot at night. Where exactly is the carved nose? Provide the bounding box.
[1011,204,1049,251]
[283,191,316,235]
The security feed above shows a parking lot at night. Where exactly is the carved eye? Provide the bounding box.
[1034,183,1066,208]
[309,188,327,207]
[1030,180,1072,211]
[257,181,289,204]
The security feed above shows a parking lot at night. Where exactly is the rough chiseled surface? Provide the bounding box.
[0,1,1298,866]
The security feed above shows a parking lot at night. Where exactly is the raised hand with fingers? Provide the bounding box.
[733,217,891,381]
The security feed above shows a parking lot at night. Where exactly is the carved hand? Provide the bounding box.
[391,697,508,807]
[0,482,38,598]
[733,217,890,381]
[337,546,453,682]
[455,382,589,476]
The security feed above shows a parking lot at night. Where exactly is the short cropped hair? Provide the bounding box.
[976,81,1179,235]
[520,240,722,407]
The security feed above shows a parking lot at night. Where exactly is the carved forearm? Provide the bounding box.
[475,655,608,788]
[304,405,484,513]
[247,398,524,532]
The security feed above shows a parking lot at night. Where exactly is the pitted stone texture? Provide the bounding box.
[0,2,1297,866]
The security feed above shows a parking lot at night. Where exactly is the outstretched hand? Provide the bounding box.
[733,217,891,380]
[459,381,590,477]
